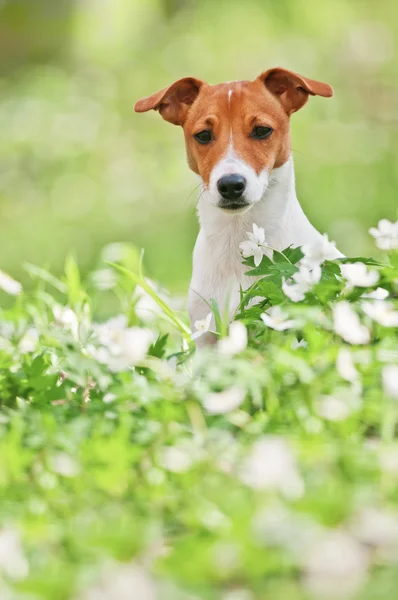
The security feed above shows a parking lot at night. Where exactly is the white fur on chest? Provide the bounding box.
[188,157,334,332]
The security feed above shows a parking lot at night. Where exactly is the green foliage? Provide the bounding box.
[0,241,398,599]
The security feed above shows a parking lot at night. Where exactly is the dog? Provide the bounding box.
[135,68,342,345]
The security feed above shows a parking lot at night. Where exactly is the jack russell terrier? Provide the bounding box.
[135,68,342,345]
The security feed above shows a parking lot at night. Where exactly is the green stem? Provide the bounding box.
[108,262,192,342]
[259,243,293,264]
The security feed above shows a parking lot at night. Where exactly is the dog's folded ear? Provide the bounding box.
[134,77,205,125]
[258,68,333,115]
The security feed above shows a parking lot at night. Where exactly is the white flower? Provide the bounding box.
[336,348,360,383]
[282,278,306,302]
[369,219,398,251]
[362,301,398,327]
[239,223,269,267]
[53,305,79,340]
[296,263,322,285]
[301,234,339,267]
[134,279,168,323]
[303,530,368,599]
[135,293,161,323]
[0,270,22,296]
[362,287,389,300]
[380,446,398,476]
[282,263,322,302]
[340,262,379,287]
[239,437,304,499]
[261,306,296,331]
[352,507,398,553]
[0,528,29,581]
[49,453,80,477]
[382,365,398,398]
[91,268,117,290]
[333,302,370,345]
[81,564,156,600]
[103,393,116,404]
[218,321,247,355]
[160,444,194,473]
[203,387,246,415]
[282,278,307,302]
[191,312,212,340]
[92,315,154,372]
[19,328,39,354]
[316,392,358,422]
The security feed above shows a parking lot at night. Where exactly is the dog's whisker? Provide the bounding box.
[185,183,203,206]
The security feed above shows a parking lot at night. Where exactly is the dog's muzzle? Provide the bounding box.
[217,174,249,211]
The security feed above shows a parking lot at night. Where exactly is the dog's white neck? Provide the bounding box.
[197,156,321,250]
[189,154,337,341]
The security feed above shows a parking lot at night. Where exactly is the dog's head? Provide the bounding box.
[135,69,333,213]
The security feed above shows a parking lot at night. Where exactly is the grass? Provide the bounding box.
[0,234,398,600]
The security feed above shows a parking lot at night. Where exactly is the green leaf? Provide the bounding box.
[338,257,386,267]
[149,334,169,359]
[64,255,86,306]
[389,251,398,269]
[246,262,297,278]
[256,280,286,304]
[210,298,222,335]
[281,246,304,264]
[243,254,274,276]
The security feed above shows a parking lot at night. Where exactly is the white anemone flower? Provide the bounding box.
[203,387,246,415]
[0,270,22,296]
[282,278,306,302]
[352,507,398,553]
[218,321,247,355]
[261,306,296,331]
[336,348,360,383]
[49,453,80,478]
[333,302,370,345]
[303,529,369,599]
[340,262,379,287]
[19,328,39,354]
[134,278,168,323]
[0,528,29,581]
[294,263,322,287]
[191,312,212,340]
[160,442,196,473]
[362,287,389,300]
[362,301,398,327]
[239,223,270,267]
[316,392,358,422]
[53,305,79,340]
[369,219,398,251]
[240,437,304,499]
[81,564,156,600]
[92,315,154,372]
[382,365,398,398]
[282,263,322,302]
[301,234,340,268]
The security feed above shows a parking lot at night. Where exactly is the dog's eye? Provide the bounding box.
[251,126,273,140]
[194,130,213,144]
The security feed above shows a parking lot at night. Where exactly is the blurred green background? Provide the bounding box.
[0,0,397,293]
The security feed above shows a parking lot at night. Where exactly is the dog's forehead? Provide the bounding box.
[198,80,262,105]
[187,79,285,123]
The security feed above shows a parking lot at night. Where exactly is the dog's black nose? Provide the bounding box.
[217,174,246,201]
